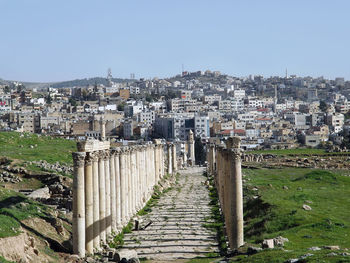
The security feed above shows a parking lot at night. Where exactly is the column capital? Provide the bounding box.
[72,152,86,167]
[85,152,94,166]
[231,148,243,160]
[90,151,99,162]
[103,150,110,160]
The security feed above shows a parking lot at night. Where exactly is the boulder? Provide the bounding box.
[302,204,312,211]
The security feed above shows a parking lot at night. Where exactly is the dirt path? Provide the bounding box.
[122,167,219,261]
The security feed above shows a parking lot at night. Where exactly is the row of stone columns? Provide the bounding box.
[72,140,177,257]
[206,137,244,250]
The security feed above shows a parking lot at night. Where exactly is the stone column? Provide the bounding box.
[172,144,177,172]
[126,147,132,220]
[84,152,93,254]
[104,151,111,238]
[227,137,244,249]
[114,148,121,229]
[141,145,147,204]
[91,152,100,250]
[72,152,86,258]
[98,151,106,244]
[119,148,127,224]
[188,130,195,166]
[167,144,172,175]
[135,147,142,210]
[110,149,117,233]
[130,147,137,215]
[153,142,159,184]
[160,143,165,178]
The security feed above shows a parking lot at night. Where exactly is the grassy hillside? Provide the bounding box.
[0,132,76,164]
[0,188,50,238]
[249,148,348,156]
[239,168,350,262]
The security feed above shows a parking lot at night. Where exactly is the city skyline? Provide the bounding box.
[1,0,350,82]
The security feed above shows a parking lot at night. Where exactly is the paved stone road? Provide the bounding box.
[122,167,219,261]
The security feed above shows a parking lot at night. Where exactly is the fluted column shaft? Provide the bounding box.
[98,151,106,244]
[84,153,93,254]
[119,149,127,224]
[167,144,172,175]
[73,152,86,258]
[110,150,117,233]
[91,152,100,250]
[114,149,121,229]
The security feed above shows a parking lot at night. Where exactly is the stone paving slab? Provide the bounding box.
[122,167,218,260]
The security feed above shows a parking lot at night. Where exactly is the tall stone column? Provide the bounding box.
[110,149,117,233]
[119,148,127,224]
[160,144,164,178]
[114,148,121,229]
[135,147,142,210]
[172,144,177,172]
[98,151,106,244]
[167,144,172,175]
[126,147,131,220]
[104,151,111,238]
[91,152,100,250]
[227,137,244,249]
[188,130,195,166]
[153,141,159,184]
[72,152,86,258]
[130,147,137,215]
[142,145,148,204]
[84,152,93,254]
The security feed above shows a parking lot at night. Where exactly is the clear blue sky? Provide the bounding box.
[0,0,349,82]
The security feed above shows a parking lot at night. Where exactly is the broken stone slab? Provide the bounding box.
[262,239,274,249]
[27,186,50,200]
[323,245,340,250]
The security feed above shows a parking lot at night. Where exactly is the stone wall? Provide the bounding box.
[207,137,244,250]
[72,139,177,257]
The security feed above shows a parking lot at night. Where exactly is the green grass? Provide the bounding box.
[0,131,76,164]
[241,167,350,262]
[0,188,51,238]
[248,148,350,156]
[0,255,14,263]
[203,174,227,256]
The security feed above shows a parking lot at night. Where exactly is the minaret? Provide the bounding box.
[188,130,195,166]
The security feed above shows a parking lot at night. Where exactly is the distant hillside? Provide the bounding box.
[50,77,135,89]
[0,77,135,89]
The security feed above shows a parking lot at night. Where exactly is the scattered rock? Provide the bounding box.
[302,204,312,211]
[283,186,289,190]
[323,245,340,250]
[247,246,262,254]
[273,236,289,247]
[300,253,313,259]
[327,252,338,256]
[285,259,299,263]
[308,246,321,251]
[341,252,350,256]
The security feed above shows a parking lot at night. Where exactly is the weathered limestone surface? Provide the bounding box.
[122,167,219,260]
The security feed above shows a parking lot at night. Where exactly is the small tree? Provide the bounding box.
[195,137,206,165]
[319,100,328,112]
